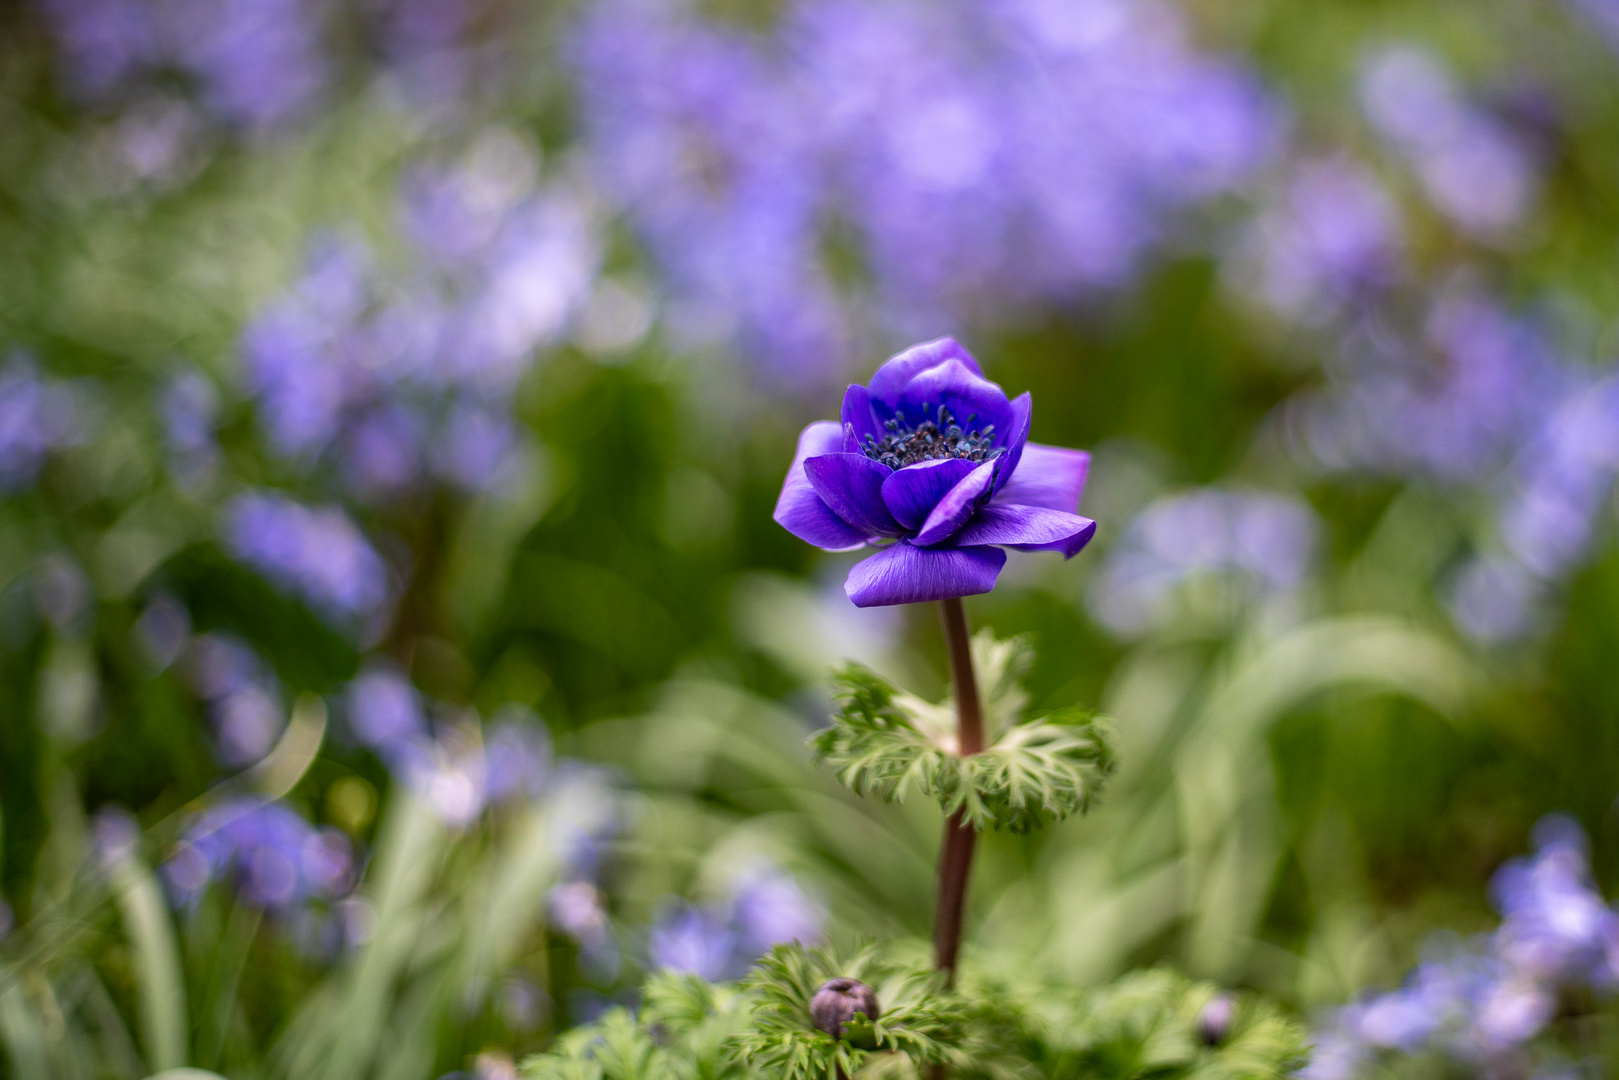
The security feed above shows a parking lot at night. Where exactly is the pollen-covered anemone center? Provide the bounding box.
[860,406,1002,469]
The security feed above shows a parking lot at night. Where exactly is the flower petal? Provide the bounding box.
[990,392,1032,494]
[804,453,902,537]
[955,503,1097,557]
[773,422,872,551]
[868,337,984,404]
[844,542,1007,607]
[840,384,882,451]
[886,358,1013,441]
[914,460,997,546]
[998,444,1091,513]
[880,457,980,531]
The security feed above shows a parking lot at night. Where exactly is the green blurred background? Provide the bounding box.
[4,0,1619,1075]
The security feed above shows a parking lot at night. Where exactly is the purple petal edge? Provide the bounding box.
[956,503,1097,557]
[868,337,984,404]
[773,422,870,551]
[844,542,1007,608]
[998,444,1090,513]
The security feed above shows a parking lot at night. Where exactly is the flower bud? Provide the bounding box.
[1197,992,1236,1047]
[810,977,881,1042]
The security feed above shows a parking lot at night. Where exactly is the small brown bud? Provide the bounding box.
[1197,992,1236,1047]
[810,977,881,1041]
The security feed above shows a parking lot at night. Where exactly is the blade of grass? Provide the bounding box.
[111,855,189,1073]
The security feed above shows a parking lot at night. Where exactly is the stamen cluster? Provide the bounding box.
[861,407,1001,469]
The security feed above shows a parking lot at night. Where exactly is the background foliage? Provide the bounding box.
[4,0,1619,1076]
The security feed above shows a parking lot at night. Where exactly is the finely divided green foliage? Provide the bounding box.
[1022,969,1309,1080]
[519,947,1306,1080]
[520,972,756,1080]
[814,632,1117,831]
[736,944,961,1080]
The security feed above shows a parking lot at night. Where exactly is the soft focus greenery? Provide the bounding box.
[5,0,1619,1077]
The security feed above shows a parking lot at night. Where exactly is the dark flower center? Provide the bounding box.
[861,406,1001,469]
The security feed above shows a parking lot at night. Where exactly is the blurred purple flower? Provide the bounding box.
[730,864,824,956]
[1567,0,1619,51]
[0,356,82,489]
[775,338,1095,606]
[242,156,593,499]
[161,369,221,489]
[649,904,737,981]
[92,805,143,869]
[483,719,552,803]
[164,797,353,912]
[37,0,162,102]
[167,0,327,129]
[550,881,611,948]
[347,666,428,762]
[40,0,328,131]
[646,862,822,980]
[343,671,558,825]
[183,634,286,767]
[1449,556,1539,645]
[571,0,1277,380]
[224,491,391,624]
[1293,290,1566,484]
[1241,157,1402,323]
[1088,487,1316,636]
[134,594,192,671]
[1360,46,1536,237]
[1491,814,1619,985]
[1309,815,1619,1073]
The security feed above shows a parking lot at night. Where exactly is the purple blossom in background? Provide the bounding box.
[550,881,611,950]
[774,338,1096,606]
[1306,815,1619,1076]
[92,805,142,869]
[648,862,823,980]
[1087,487,1316,637]
[1492,815,1619,985]
[344,668,555,824]
[1449,556,1540,645]
[1239,157,1403,324]
[572,0,1276,380]
[729,863,826,958]
[649,905,738,981]
[0,356,82,489]
[37,0,162,102]
[184,634,285,767]
[1437,371,1619,644]
[163,797,353,912]
[224,492,390,625]
[133,594,192,671]
[1280,280,1619,644]
[1360,46,1536,237]
[1567,0,1619,52]
[161,369,221,489]
[347,666,428,763]
[242,143,594,498]
[1498,376,1619,581]
[38,0,328,131]
[1291,290,1566,484]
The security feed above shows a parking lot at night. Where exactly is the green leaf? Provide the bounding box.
[814,632,1116,831]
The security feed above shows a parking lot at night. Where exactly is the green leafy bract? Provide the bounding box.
[735,944,962,1080]
[813,632,1117,831]
[520,971,753,1080]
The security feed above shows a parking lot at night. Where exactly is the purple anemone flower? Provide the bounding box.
[774,337,1095,606]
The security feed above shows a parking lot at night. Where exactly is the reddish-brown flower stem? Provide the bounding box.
[933,596,984,984]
